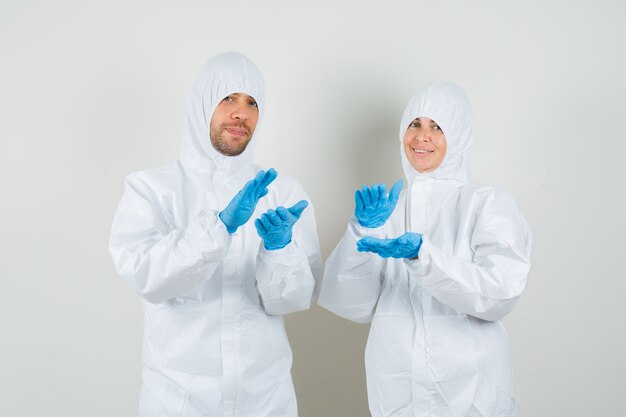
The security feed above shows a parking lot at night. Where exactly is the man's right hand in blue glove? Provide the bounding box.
[219,168,278,234]
[354,179,403,228]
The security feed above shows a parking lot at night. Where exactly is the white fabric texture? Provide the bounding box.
[109,52,322,417]
[318,81,532,417]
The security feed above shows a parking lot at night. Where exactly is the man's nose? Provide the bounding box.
[231,105,249,121]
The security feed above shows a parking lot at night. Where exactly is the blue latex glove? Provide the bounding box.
[356,232,423,259]
[354,180,403,228]
[219,168,278,233]
[254,200,309,250]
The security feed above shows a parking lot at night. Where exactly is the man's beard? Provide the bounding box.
[209,124,252,156]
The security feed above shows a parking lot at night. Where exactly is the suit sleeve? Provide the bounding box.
[405,190,532,321]
[317,217,386,323]
[255,187,323,315]
[109,173,231,304]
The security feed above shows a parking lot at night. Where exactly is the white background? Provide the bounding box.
[1,1,625,416]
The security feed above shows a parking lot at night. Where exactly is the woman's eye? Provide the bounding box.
[433,125,442,132]
[249,100,258,108]
[409,122,418,128]
[222,96,233,102]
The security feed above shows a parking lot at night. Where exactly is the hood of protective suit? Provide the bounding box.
[399,81,474,183]
[180,51,266,174]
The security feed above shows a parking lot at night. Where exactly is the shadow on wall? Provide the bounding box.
[286,74,408,417]
[338,76,407,189]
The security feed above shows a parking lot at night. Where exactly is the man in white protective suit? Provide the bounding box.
[109,51,322,417]
[318,81,532,417]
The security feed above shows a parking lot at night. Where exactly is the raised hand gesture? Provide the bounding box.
[219,168,278,233]
[354,180,403,228]
[255,200,309,250]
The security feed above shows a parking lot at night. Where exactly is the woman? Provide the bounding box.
[318,81,532,417]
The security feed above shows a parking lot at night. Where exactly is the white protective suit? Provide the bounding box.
[318,81,532,417]
[109,52,322,417]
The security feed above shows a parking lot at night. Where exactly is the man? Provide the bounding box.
[109,52,322,417]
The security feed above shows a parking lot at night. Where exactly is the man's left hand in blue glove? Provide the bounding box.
[255,200,309,250]
[357,232,423,259]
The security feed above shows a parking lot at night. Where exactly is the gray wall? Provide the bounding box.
[1,0,625,416]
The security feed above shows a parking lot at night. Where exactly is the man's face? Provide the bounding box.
[403,117,447,172]
[209,93,259,156]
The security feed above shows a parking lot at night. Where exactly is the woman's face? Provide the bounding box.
[403,117,447,173]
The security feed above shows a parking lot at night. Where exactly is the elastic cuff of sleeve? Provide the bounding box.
[403,236,431,274]
[218,211,238,234]
[348,215,386,239]
[258,239,304,265]
[193,210,232,262]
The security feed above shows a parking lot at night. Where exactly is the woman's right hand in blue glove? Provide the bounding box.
[354,179,403,228]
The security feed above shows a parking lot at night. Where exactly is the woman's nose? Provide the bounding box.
[416,130,430,142]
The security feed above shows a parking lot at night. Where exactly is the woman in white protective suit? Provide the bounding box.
[109,52,322,417]
[318,81,532,417]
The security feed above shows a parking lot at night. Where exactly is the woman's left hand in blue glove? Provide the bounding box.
[255,200,309,250]
[357,232,423,259]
